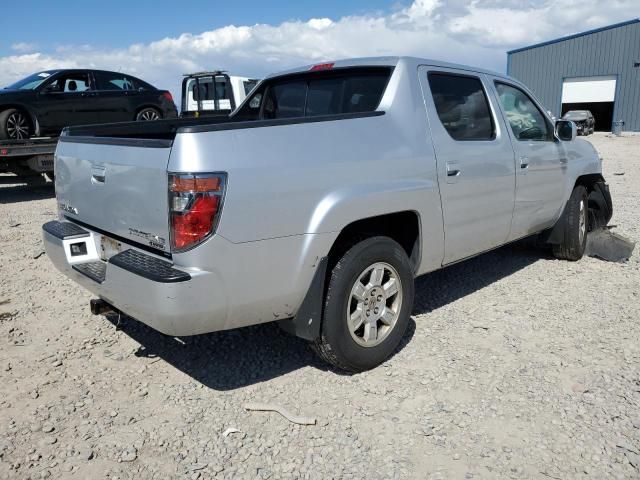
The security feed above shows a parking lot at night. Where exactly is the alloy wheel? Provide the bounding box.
[138,109,160,121]
[579,199,586,244]
[347,262,403,347]
[7,112,29,139]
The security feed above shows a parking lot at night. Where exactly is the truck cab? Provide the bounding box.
[180,71,259,118]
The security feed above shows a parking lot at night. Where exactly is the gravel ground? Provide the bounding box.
[0,132,638,480]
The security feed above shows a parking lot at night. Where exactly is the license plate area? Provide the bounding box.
[100,235,123,261]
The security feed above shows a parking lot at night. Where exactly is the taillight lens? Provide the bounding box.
[162,91,174,103]
[169,173,226,251]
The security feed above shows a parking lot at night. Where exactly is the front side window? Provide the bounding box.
[45,73,91,93]
[495,82,551,141]
[428,73,495,141]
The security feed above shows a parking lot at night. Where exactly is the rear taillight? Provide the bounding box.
[162,91,174,103]
[169,173,226,251]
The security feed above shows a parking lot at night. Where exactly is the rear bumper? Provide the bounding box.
[42,221,228,336]
[43,220,337,337]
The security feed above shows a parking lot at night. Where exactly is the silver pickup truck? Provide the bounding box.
[42,57,613,372]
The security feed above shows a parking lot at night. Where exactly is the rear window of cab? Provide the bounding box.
[233,67,393,121]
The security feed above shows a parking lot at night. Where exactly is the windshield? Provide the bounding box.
[5,72,55,90]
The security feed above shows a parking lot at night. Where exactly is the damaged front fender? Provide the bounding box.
[545,179,613,245]
[587,181,613,231]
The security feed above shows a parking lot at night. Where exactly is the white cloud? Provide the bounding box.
[10,42,38,53]
[0,0,637,101]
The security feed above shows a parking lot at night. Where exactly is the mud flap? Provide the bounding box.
[278,257,327,341]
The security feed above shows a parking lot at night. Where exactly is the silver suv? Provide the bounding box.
[43,57,613,372]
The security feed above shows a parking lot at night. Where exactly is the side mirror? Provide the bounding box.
[556,120,576,141]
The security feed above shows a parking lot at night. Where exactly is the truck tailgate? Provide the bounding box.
[55,137,172,254]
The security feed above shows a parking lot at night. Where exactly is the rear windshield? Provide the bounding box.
[233,67,392,121]
[563,111,590,118]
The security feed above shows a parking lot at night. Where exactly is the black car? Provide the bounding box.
[562,110,595,136]
[0,69,178,140]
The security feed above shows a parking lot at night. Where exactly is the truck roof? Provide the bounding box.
[266,56,512,82]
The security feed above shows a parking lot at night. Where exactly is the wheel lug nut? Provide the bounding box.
[366,310,370,316]
[374,308,379,314]
[364,299,369,304]
[377,295,383,301]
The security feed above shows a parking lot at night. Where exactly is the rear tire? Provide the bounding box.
[312,236,414,372]
[0,108,31,140]
[552,185,588,261]
[135,107,161,121]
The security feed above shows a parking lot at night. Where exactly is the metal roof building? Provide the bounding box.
[507,19,640,132]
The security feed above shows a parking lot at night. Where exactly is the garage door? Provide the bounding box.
[562,76,617,103]
[562,76,617,131]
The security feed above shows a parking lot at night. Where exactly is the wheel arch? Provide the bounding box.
[545,173,612,244]
[280,210,422,341]
[574,173,605,191]
[326,211,422,275]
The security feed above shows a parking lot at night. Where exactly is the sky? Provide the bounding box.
[1,0,638,100]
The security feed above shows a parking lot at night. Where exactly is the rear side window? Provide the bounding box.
[215,77,232,101]
[190,77,231,104]
[235,67,391,121]
[495,82,551,141]
[95,72,139,91]
[428,73,495,141]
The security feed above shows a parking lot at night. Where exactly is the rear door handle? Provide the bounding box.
[91,166,106,184]
[446,162,461,183]
[519,156,529,169]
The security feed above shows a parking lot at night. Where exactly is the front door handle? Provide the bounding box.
[447,168,461,177]
[519,156,529,169]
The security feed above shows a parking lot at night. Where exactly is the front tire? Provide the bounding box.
[0,109,31,140]
[552,185,588,261]
[312,236,414,372]
[135,108,161,121]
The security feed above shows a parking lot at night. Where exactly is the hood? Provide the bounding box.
[0,89,35,101]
